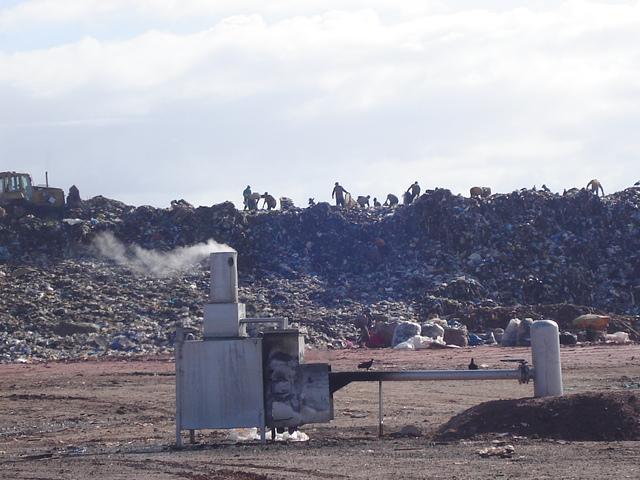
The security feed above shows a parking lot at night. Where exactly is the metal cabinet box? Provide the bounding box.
[177,338,264,430]
[261,331,332,427]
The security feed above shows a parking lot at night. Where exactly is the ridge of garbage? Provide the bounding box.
[1,187,638,361]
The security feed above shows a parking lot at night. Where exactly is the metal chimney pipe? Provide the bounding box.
[209,252,238,303]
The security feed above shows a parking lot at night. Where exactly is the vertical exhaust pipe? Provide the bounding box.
[209,252,239,303]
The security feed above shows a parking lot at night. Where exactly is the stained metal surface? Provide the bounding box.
[531,320,563,397]
[209,252,238,303]
[178,338,264,430]
[329,369,523,393]
[202,303,246,338]
[241,317,288,329]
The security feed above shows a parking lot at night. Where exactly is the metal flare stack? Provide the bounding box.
[175,252,332,446]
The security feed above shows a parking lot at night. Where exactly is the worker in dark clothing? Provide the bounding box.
[262,192,277,210]
[406,181,420,204]
[67,185,81,208]
[383,193,398,206]
[357,195,370,208]
[332,182,349,207]
[355,308,373,346]
[242,185,252,211]
[248,192,260,211]
[373,197,381,207]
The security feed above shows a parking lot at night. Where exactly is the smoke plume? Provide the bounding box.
[93,232,234,277]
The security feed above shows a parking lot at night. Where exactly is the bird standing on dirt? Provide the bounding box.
[358,359,374,370]
[468,358,479,370]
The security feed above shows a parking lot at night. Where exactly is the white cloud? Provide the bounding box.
[0,1,444,28]
[0,1,639,206]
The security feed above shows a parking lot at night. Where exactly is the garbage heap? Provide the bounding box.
[0,187,639,361]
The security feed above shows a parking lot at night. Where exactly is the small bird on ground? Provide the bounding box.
[358,359,374,370]
[468,358,479,370]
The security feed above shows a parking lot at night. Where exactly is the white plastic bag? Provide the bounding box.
[393,338,416,350]
[604,332,630,344]
[392,322,422,347]
[227,428,309,442]
[501,318,521,347]
[393,335,441,350]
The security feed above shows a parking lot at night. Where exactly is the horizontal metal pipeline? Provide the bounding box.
[329,369,525,393]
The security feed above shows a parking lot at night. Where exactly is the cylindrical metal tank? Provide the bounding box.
[531,320,563,397]
[209,252,238,303]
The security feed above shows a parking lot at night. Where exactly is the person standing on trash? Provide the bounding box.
[262,192,277,210]
[332,182,349,207]
[242,185,252,211]
[373,197,381,207]
[406,181,421,203]
[355,308,373,346]
[67,185,81,208]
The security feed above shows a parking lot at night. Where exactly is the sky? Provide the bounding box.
[1,0,639,208]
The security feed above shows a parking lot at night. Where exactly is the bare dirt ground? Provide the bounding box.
[1,344,639,479]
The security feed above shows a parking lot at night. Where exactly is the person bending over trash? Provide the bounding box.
[262,192,277,210]
[357,195,370,208]
[247,192,261,211]
[586,179,604,197]
[383,193,399,206]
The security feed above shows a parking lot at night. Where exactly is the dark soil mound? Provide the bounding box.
[435,391,640,441]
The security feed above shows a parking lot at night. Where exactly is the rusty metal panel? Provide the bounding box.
[179,338,264,429]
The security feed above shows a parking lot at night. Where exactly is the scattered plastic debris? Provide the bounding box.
[227,428,309,442]
[477,442,515,458]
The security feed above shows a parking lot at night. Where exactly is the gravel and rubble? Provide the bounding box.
[1,186,639,361]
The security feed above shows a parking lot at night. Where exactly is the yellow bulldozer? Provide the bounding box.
[0,171,65,217]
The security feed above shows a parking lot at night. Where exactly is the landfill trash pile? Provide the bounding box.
[1,187,639,361]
